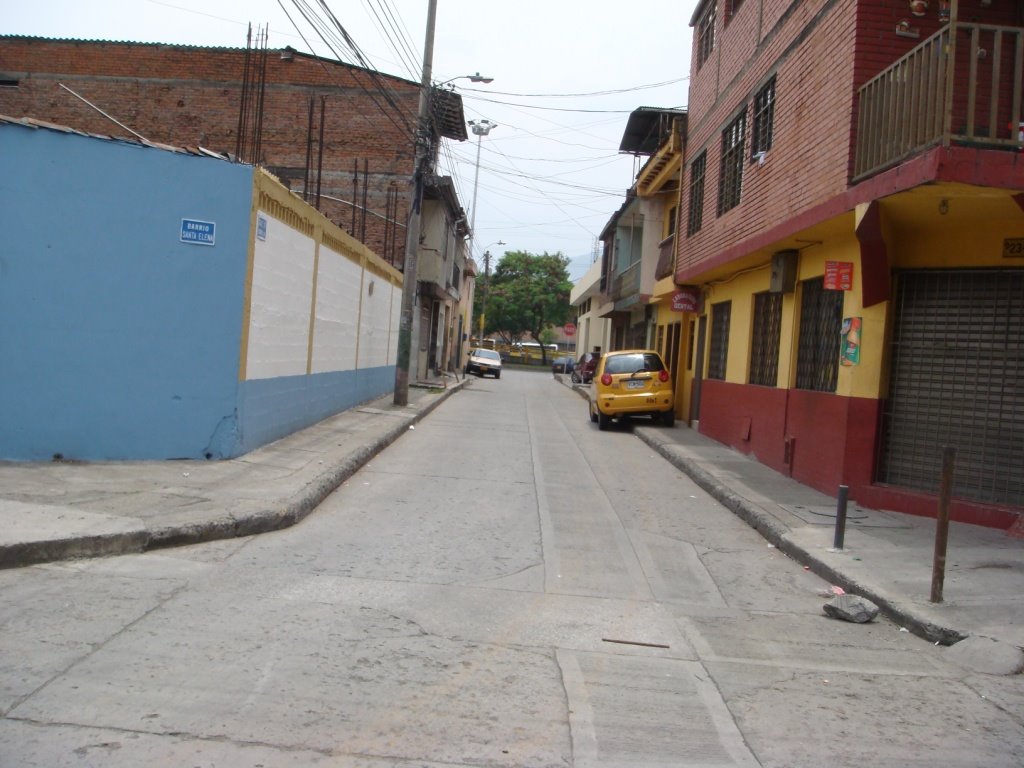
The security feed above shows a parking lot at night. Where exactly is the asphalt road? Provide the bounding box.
[2,368,1021,766]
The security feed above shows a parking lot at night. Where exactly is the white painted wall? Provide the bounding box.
[311,245,361,374]
[357,271,392,369]
[246,216,316,379]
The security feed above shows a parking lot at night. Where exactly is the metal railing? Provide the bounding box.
[854,21,1024,181]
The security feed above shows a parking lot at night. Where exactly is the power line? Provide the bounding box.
[459,76,689,99]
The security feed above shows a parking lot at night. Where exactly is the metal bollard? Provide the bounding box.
[931,447,956,604]
[833,485,849,551]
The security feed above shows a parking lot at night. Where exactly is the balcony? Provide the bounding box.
[854,21,1024,182]
[611,261,642,311]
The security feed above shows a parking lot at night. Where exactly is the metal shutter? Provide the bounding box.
[878,269,1024,506]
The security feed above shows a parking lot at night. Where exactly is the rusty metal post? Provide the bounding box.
[930,446,956,603]
[833,485,849,551]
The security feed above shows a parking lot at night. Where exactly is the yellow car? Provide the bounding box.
[588,349,675,430]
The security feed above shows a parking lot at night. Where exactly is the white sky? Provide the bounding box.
[6,0,695,277]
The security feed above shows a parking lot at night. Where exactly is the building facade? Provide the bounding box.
[677,0,1023,526]
[1,117,403,460]
[0,36,467,266]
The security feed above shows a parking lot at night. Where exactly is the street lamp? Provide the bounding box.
[436,72,494,87]
[466,118,497,262]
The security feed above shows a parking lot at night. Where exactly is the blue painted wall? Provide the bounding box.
[235,366,394,454]
[0,124,254,460]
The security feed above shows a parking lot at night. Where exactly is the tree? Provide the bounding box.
[481,250,573,364]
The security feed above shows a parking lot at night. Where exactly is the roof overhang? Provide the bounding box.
[619,107,687,156]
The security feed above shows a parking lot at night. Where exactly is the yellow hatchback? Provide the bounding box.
[588,349,675,430]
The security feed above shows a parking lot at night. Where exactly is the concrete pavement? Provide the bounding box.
[0,376,465,569]
[1,371,1021,674]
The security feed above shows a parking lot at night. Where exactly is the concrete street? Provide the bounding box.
[1,368,1022,766]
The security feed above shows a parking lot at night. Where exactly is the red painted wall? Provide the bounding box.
[698,380,789,470]
[699,381,877,493]
[700,379,1016,528]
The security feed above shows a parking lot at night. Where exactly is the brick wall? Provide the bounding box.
[0,37,419,263]
[679,0,1017,281]
[679,0,861,278]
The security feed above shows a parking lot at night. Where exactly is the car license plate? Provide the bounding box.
[625,379,646,390]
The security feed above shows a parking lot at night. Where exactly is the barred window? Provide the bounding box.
[795,277,844,392]
[718,111,746,215]
[751,76,776,158]
[697,3,716,69]
[749,291,782,386]
[708,301,732,380]
[687,151,707,236]
[729,0,746,18]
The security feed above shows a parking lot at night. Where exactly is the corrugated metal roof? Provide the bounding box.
[0,113,235,161]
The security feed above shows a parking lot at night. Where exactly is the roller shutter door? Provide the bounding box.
[878,269,1023,506]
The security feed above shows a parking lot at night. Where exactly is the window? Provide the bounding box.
[708,301,731,380]
[751,76,776,158]
[729,0,746,18]
[749,292,782,386]
[697,3,716,69]
[718,111,746,215]
[687,151,707,236]
[795,277,844,392]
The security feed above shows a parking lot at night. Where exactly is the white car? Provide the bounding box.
[464,348,502,378]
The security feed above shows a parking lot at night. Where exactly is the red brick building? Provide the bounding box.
[0,36,467,264]
[675,0,1024,526]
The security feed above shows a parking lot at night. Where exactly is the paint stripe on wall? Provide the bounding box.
[246,216,316,379]
[311,244,361,373]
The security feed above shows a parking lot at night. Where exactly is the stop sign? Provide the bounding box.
[563,322,576,336]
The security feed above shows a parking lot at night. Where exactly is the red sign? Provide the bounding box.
[563,322,576,337]
[824,261,854,291]
[670,288,701,313]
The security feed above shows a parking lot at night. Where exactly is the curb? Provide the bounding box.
[632,427,967,647]
[564,378,968,647]
[1,381,465,569]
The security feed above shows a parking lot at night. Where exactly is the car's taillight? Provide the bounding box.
[658,370,669,382]
[601,373,612,386]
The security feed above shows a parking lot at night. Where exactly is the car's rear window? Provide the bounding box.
[604,353,664,374]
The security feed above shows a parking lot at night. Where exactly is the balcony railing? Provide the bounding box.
[854,21,1024,181]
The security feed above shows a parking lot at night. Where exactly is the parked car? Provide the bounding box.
[551,356,575,374]
[588,349,674,430]
[570,351,600,384]
[465,347,502,378]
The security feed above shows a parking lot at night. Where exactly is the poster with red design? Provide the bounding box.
[824,261,854,290]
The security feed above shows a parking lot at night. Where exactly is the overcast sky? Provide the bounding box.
[7,0,695,278]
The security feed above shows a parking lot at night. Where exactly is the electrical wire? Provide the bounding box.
[362,0,420,82]
[456,76,688,99]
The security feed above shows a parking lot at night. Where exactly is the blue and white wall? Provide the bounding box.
[235,175,403,454]
[0,121,402,461]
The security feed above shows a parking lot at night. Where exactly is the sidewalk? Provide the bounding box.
[0,376,464,570]
[2,373,1021,674]
[558,378,1024,675]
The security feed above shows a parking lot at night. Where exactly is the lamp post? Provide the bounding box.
[466,119,497,262]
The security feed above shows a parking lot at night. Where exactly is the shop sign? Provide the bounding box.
[824,261,854,290]
[670,287,701,313]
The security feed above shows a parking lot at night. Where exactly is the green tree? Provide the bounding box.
[483,250,573,364]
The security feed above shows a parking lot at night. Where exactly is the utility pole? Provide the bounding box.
[394,0,437,406]
[478,250,492,344]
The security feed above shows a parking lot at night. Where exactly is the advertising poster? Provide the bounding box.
[841,317,861,366]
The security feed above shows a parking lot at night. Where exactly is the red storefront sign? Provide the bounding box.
[824,261,854,291]
[670,287,701,313]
